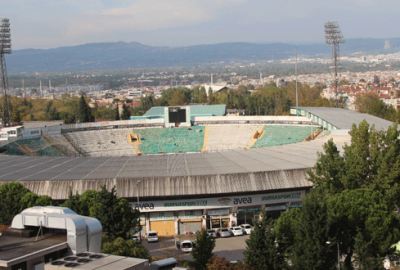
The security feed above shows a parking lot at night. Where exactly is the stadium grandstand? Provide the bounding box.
[0,105,394,236]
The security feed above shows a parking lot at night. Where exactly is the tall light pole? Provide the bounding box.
[0,18,12,126]
[326,241,340,270]
[137,180,141,207]
[325,21,345,108]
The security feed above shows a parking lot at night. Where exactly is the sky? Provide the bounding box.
[2,0,400,50]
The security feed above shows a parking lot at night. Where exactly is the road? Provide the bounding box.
[142,234,249,262]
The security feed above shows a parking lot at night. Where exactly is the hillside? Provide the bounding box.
[6,38,400,73]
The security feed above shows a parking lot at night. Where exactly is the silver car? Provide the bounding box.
[207,229,217,237]
[217,228,231,238]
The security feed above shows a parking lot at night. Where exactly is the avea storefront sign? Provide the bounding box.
[130,190,305,212]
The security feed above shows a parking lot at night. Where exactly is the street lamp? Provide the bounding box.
[326,241,340,270]
[136,180,141,207]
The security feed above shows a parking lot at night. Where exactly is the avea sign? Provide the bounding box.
[134,203,154,210]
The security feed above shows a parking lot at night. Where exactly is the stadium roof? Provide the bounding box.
[299,107,394,130]
[0,134,349,182]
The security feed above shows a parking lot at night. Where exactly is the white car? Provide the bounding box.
[147,231,158,243]
[231,226,244,236]
[240,224,254,235]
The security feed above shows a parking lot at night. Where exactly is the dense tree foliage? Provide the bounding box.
[101,235,150,260]
[355,93,397,122]
[63,186,141,240]
[248,121,400,270]
[207,257,254,270]
[244,212,286,270]
[191,229,216,270]
[0,182,57,225]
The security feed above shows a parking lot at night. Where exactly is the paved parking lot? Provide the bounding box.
[142,234,250,262]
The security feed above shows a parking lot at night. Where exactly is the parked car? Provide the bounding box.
[240,224,254,235]
[132,232,141,244]
[207,229,217,237]
[217,228,232,238]
[175,240,196,253]
[147,231,158,242]
[231,226,244,236]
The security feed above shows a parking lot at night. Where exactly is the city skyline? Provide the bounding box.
[3,0,400,50]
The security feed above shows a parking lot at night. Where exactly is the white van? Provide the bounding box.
[175,240,196,253]
[148,231,158,243]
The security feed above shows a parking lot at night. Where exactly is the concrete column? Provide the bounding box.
[145,213,150,236]
[174,212,179,235]
[229,209,237,227]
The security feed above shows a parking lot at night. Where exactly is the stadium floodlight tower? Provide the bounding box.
[0,18,12,127]
[325,21,345,108]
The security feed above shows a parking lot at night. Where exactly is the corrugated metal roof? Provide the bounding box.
[0,134,351,199]
[298,107,394,130]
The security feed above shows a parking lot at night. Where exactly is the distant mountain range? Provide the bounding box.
[6,38,400,73]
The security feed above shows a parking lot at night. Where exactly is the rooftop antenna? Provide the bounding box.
[295,47,298,107]
[0,18,12,126]
[325,21,345,108]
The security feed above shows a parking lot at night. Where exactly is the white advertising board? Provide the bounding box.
[131,190,305,213]
[23,128,41,138]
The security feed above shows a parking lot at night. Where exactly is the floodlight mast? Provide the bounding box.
[325,21,344,108]
[0,18,12,127]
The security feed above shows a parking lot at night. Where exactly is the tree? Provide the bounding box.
[0,182,57,225]
[308,120,400,204]
[207,256,254,270]
[291,191,337,270]
[94,106,116,120]
[12,107,21,124]
[168,91,188,106]
[244,211,286,270]
[191,229,216,270]
[328,189,400,269]
[0,182,30,225]
[273,208,301,257]
[114,107,120,120]
[121,104,131,120]
[90,186,141,240]
[101,235,150,260]
[77,95,93,123]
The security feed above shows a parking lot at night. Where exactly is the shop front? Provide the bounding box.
[237,207,261,226]
[139,214,146,236]
[265,205,287,219]
[149,212,175,236]
[178,210,202,234]
[207,209,230,230]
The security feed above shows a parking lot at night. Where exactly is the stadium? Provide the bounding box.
[0,105,394,236]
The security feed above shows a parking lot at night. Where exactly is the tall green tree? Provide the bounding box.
[77,95,93,123]
[90,186,141,240]
[291,191,336,270]
[244,211,286,270]
[328,189,400,269]
[0,182,30,225]
[120,104,131,120]
[191,229,216,270]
